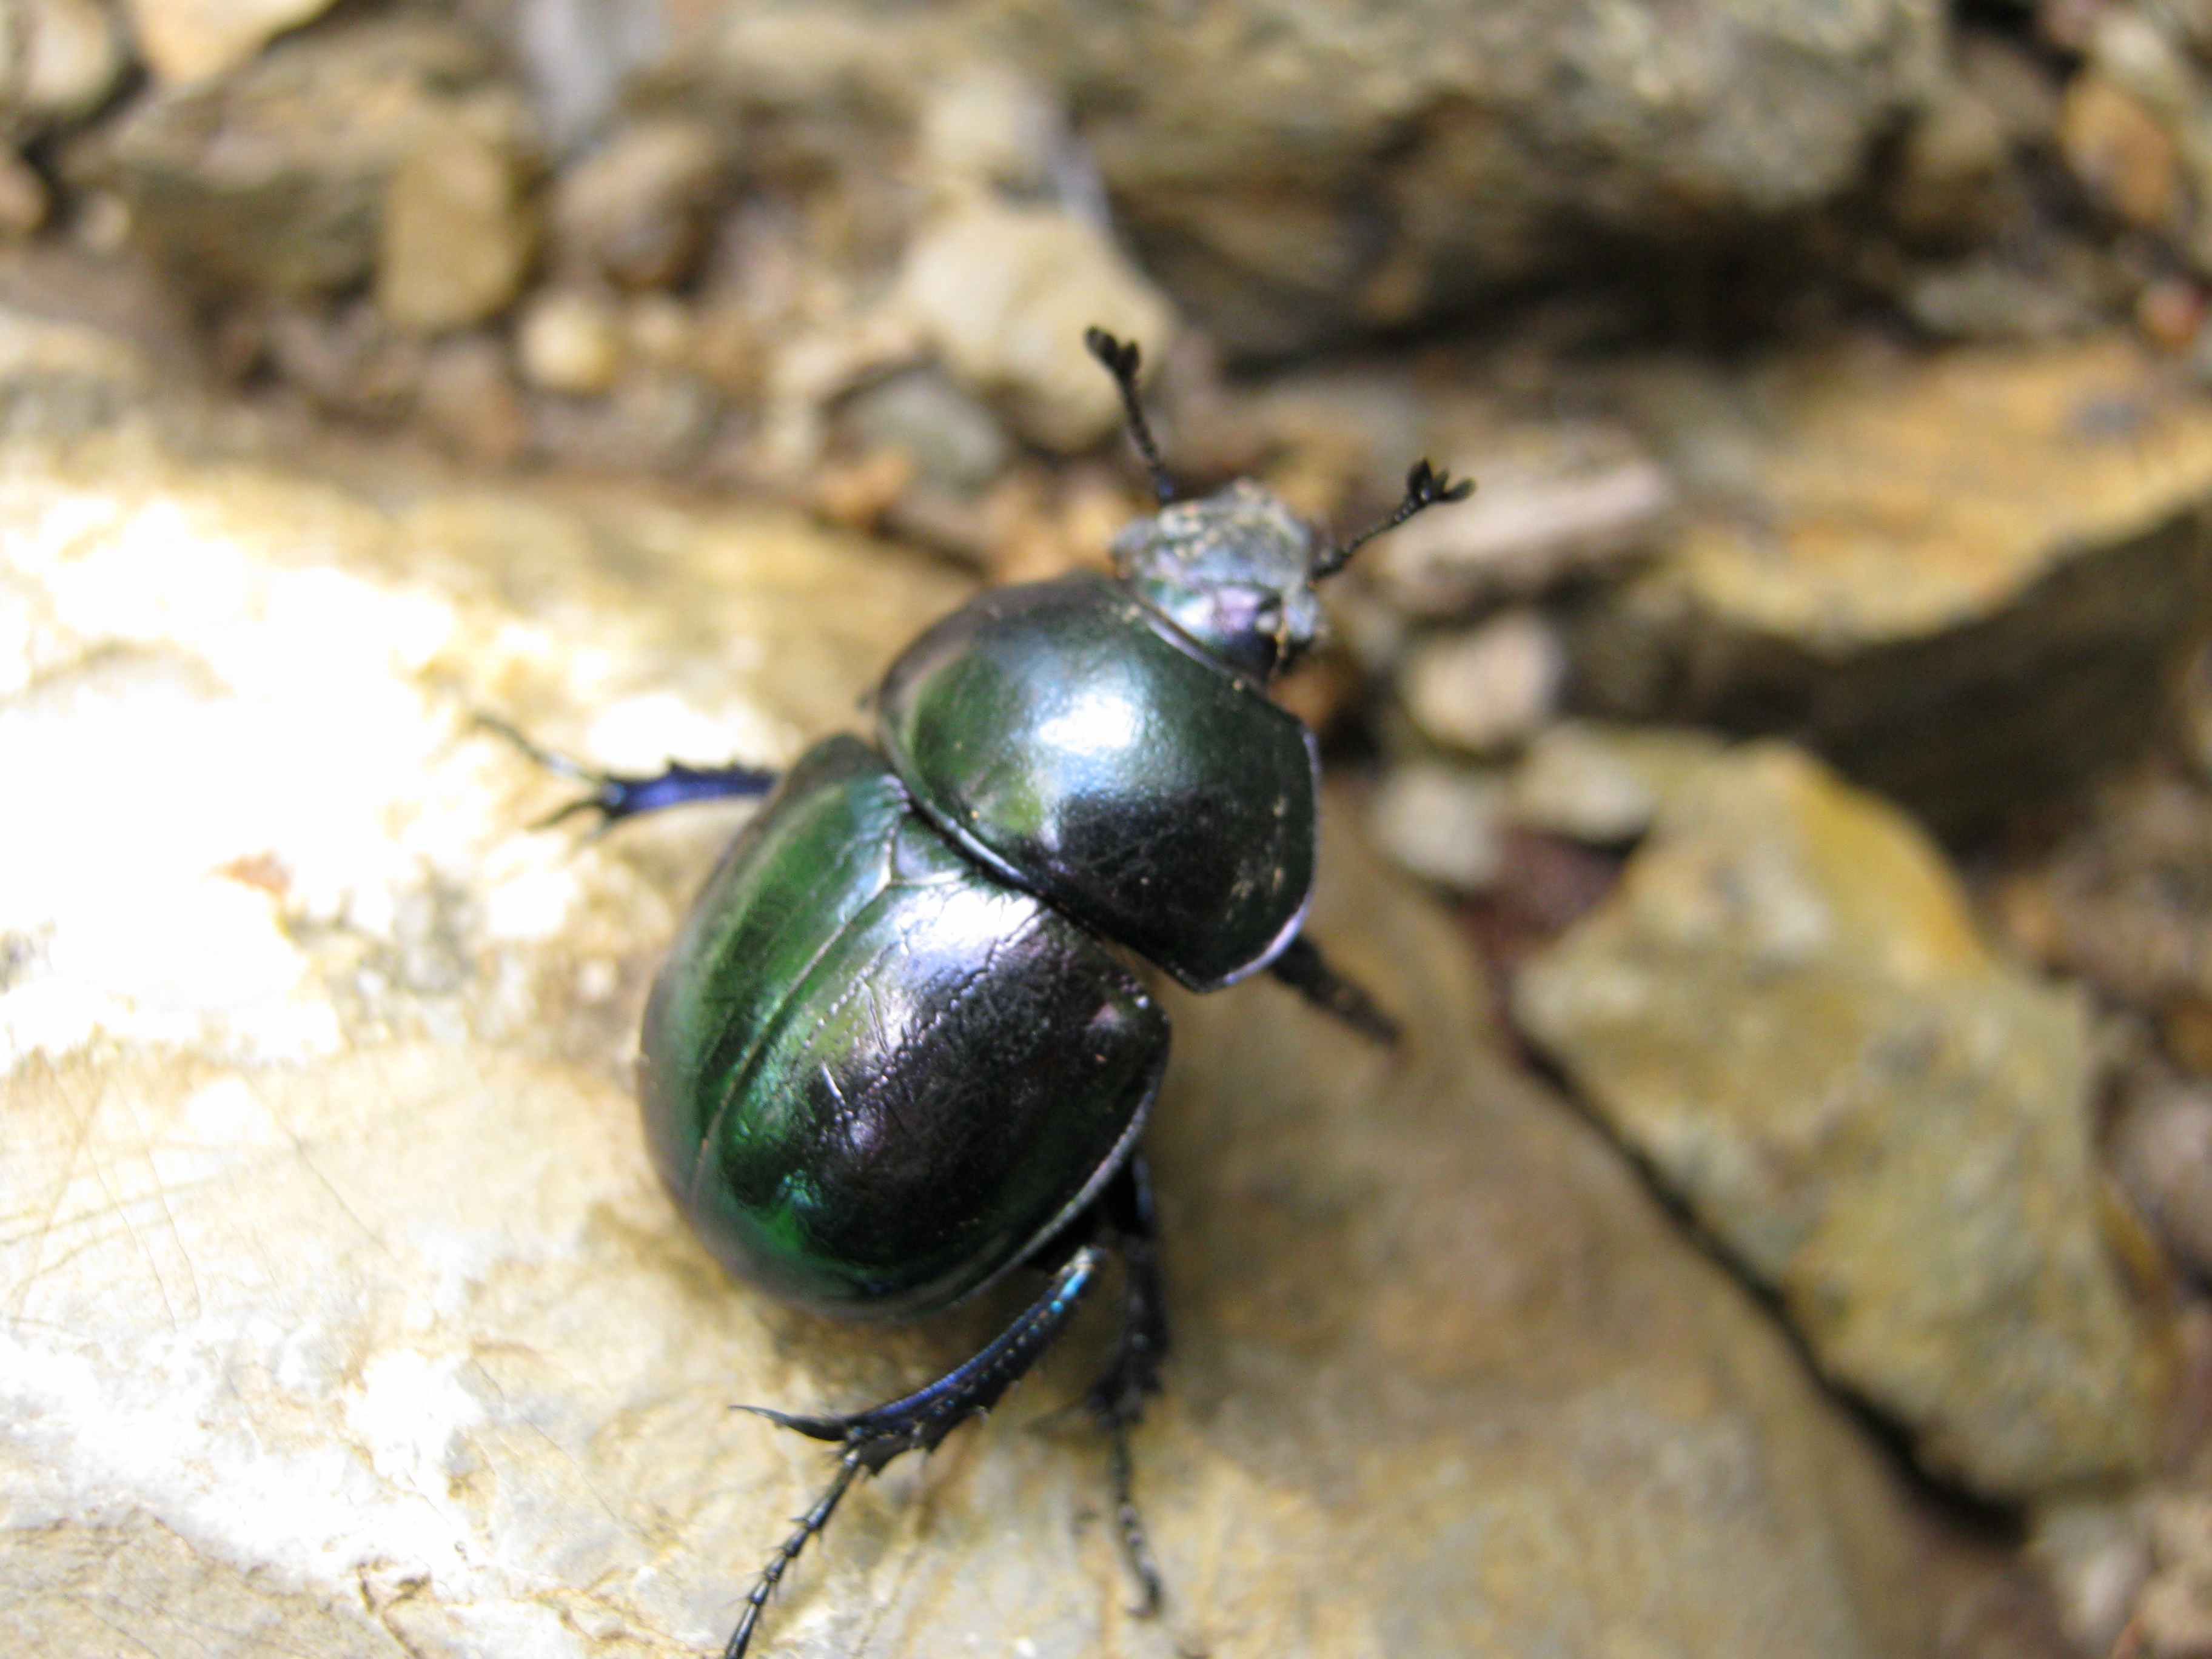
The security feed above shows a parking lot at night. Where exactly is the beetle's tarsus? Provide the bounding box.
[1108,1423,1163,1617]
[475,713,778,830]
[723,1448,863,1659]
[1404,457,1474,510]
[1079,1158,1171,1618]
[1085,326,1178,505]
[1313,454,1478,578]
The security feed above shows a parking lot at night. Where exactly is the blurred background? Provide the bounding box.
[5,1,2212,1655]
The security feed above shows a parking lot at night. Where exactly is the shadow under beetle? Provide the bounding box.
[494,330,1469,1658]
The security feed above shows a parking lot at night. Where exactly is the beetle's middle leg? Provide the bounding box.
[1084,1155,1170,1615]
[722,1242,1108,1659]
[1267,933,1401,1046]
[475,714,777,831]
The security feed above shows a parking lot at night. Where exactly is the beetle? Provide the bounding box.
[491,329,1469,1658]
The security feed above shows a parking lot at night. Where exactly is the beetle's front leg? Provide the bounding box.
[1267,933,1401,1046]
[475,714,778,831]
[723,1242,1108,1659]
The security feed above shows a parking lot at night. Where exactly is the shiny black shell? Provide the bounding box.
[640,736,1166,1319]
[643,568,1321,1320]
[879,572,1318,991]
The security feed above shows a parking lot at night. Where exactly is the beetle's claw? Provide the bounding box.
[473,711,594,780]
[1084,326,1140,380]
[476,711,631,831]
[1406,458,1474,508]
[732,1401,855,1444]
[530,789,627,834]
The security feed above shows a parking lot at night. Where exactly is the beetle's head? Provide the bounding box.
[1110,480,1328,680]
[1085,326,1472,682]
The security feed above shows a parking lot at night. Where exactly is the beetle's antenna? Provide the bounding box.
[1312,459,1473,580]
[1084,327,1176,504]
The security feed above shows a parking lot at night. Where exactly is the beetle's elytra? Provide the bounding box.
[495,330,1469,1658]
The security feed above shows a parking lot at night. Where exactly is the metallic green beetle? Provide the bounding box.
[503,330,1469,1658]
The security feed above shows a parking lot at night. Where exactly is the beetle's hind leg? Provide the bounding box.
[722,1243,1108,1659]
[1084,1155,1171,1615]
[474,714,777,831]
[1267,933,1402,1046]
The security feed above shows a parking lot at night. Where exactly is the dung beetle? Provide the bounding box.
[492,330,1469,1657]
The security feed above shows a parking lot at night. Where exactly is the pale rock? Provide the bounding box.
[1,0,127,135]
[1507,720,1726,845]
[515,287,623,395]
[916,64,1063,199]
[838,363,1009,494]
[901,198,1175,454]
[2110,1073,2212,1280]
[1574,337,2212,831]
[0,147,46,235]
[1516,742,2168,1500]
[377,110,538,335]
[1369,432,1674,616]
[84,18,521,300]
[551,117,724,290]
[418,332,528,466]
[2028,1497,2153,1657]
[122,0,337,82]
[1368,761,1507,893]
[1400,608,1564,756]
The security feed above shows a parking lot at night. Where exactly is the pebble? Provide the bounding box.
[121,0,338,83]
[1507,720,1724,845]
[6,0,128,131]
[2027,1498,2151,1657]
[515,289,623,395]
[2141,1496,2212,1658]
[623,293,693,372]
[1369,762,1507,893]
[69,186,126,253]
[1889,81,2011,241]
[551,118,725,290]
[0,150,48,236]
[263,301,423,421]
[418,333,529,466]
[900,198,1175,454]
[839,364,1009,494]
[916,66,1062,198]
[377,113,537,335]
[2058,72,2178,230]
[2110,1073,2212,1280]
[1399,609,1564,756]
[2139,276,2207,352]
[1367,428,1673,615]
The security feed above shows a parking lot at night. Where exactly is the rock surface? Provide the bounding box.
[550,119,725,292]
[1991,762,2212,1078]
[1574,337,2212,832]
[664,0,1943,355]
[1398,608,1564,756]
[75,17,526,301]
[1017,0,1947,353]
[1515,742,2168,1501]
[1506,719,1727,846]
[121,0,338,82]
[1,306,2033,1657]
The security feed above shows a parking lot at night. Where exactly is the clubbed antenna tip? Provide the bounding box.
[1085,327,1176,504]
[1312,459,1474,579]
